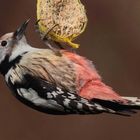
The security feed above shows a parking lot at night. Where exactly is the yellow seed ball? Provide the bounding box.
[37,0,88,49]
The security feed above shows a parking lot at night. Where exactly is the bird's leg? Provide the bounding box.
[42,24,63,56]
[43,24,69,50]
[35,20,62,56]
[43,24,64,49]
[43,37,62,56]
[35,20,73,51]
[54,41,64,49]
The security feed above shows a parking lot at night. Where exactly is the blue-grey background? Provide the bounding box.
[0,0,140,140]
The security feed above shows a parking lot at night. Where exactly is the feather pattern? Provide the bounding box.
[3,49,140,115]
[7,72,107,114]
[0,23,140,116]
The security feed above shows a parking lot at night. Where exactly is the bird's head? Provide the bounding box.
[0,19,30,64]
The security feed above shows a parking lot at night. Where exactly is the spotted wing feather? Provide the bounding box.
[7,74,107,114]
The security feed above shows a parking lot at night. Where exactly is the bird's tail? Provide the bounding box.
[122,96,140,106]
[93,96,140,116]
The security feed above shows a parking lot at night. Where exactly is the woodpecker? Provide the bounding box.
[0,20,140,116]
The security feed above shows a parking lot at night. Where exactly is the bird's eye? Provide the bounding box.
[1,41,7,47]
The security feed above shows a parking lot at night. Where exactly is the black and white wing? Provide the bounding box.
[7,74,107,115]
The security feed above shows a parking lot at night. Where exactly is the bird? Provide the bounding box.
[36,0,88,49]
[0,20,140,116]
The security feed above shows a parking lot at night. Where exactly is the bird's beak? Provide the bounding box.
[13,19,30,41]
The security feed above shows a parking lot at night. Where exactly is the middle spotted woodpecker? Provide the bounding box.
[0,20,140,116]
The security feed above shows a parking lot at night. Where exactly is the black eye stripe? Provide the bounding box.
[1,41,7,47]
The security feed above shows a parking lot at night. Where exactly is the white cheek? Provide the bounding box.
[0,48,7,63]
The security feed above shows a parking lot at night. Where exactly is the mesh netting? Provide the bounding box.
[37,0,87,39]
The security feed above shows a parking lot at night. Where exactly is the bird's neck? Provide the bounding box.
[0,41,35,76]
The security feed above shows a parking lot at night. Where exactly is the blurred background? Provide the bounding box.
[0,0,140,140]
